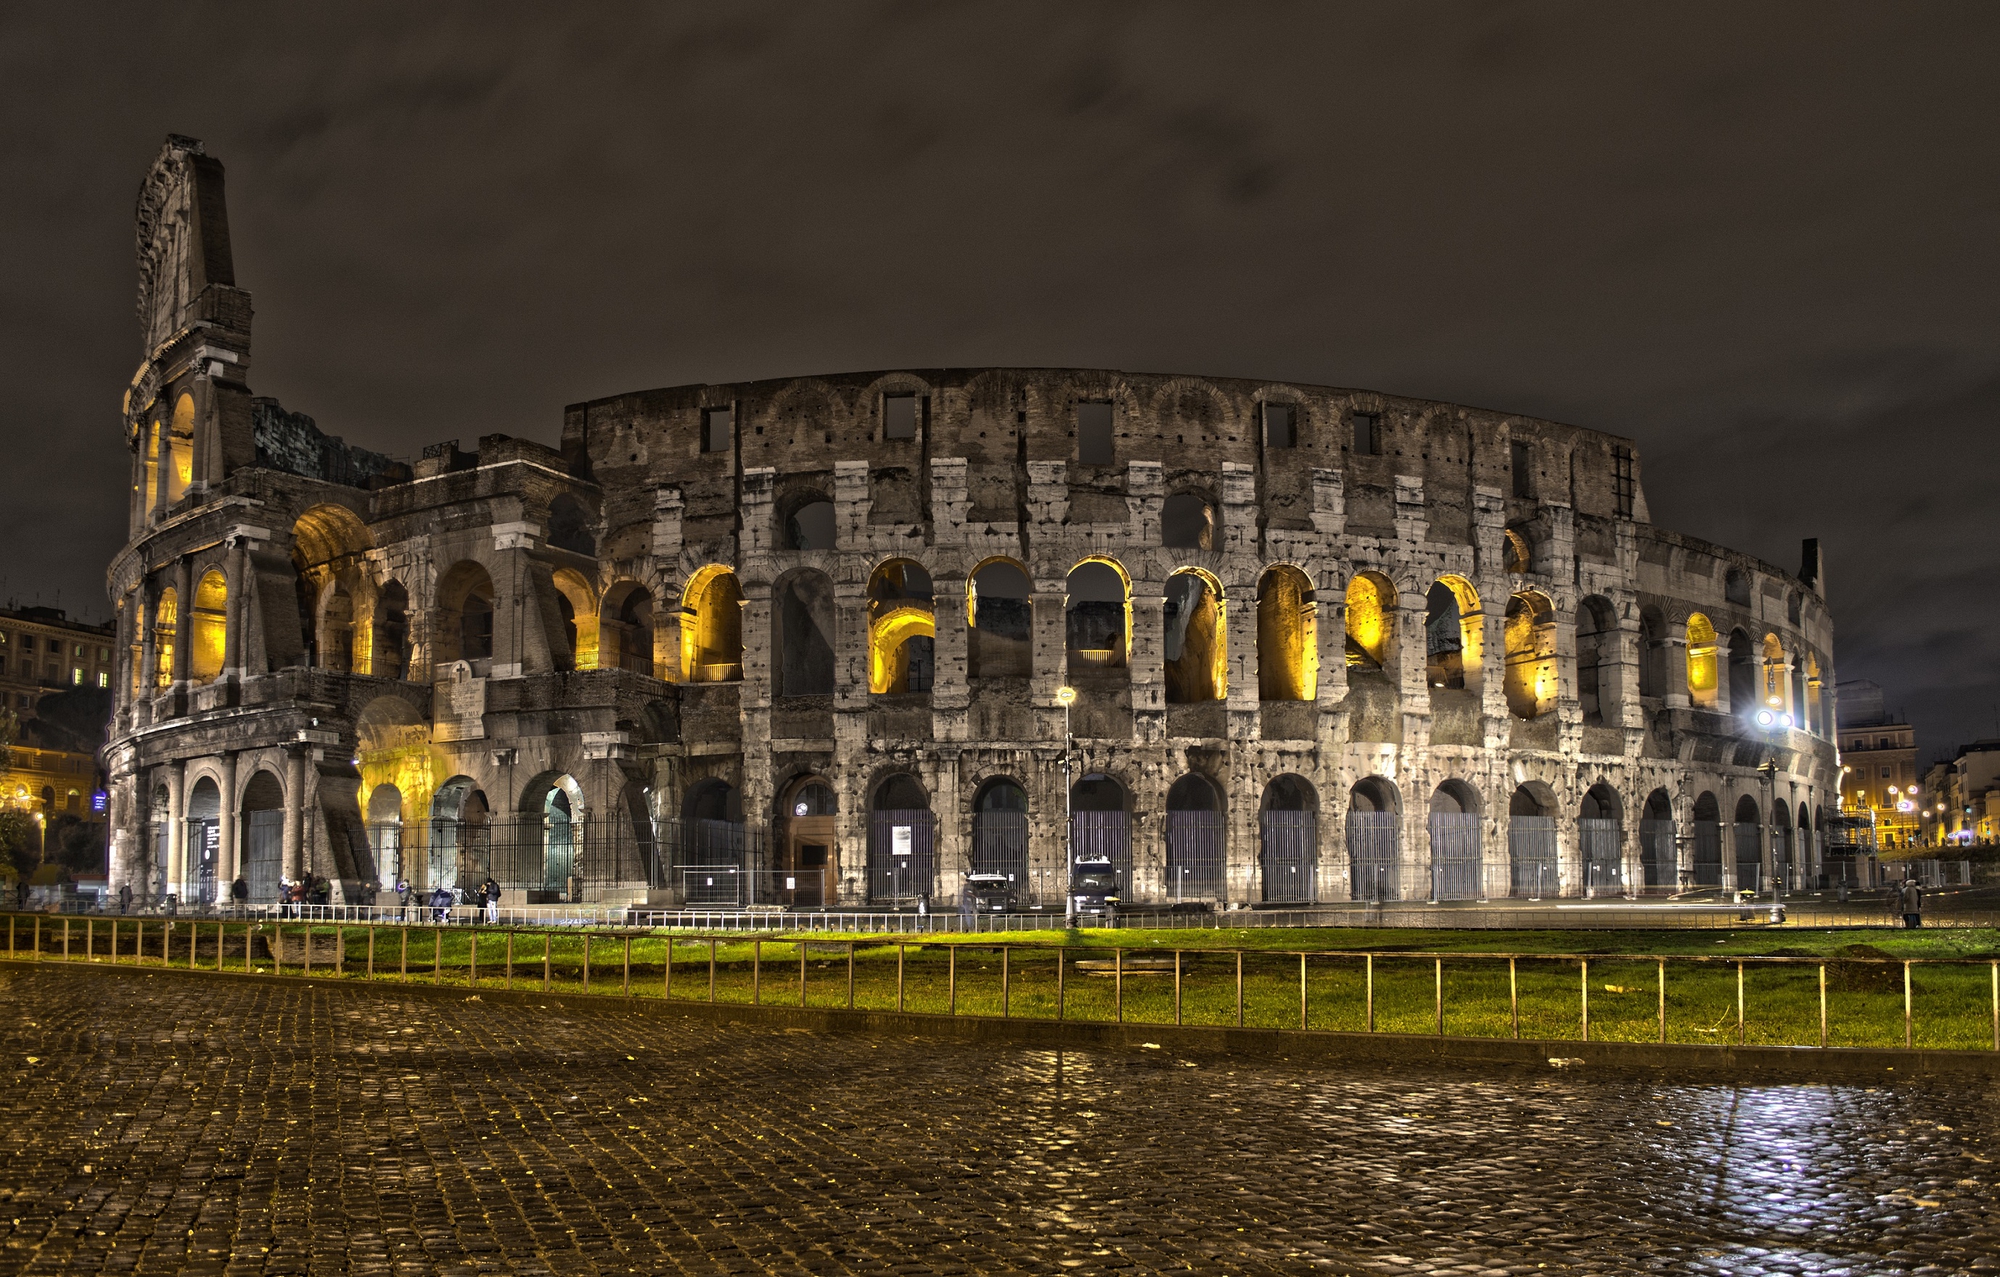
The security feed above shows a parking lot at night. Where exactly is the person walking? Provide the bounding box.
[117,882,132,915]
[481,876,501,925]
[1898,876,1925,929]
[229,877,248,913]
[394,877,411,920]
[430,882,453,924]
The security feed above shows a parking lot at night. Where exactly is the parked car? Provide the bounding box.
[1069,855,1121,916]
[963,872,1019,913]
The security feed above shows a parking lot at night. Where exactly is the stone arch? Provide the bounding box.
[1161,490,1216,550]
[1580,781,1625,895]
[1347,776,1401,901]
[773,568,837,696]
[1760,632,1789,724]
[518,772,588,897]
[1066,558,1130,671]
[868,558,935,695]
[435,561,496,664]
[1731,792,1762,890]
[774,772,837,906]
[1691,790,1724,886]
[547,494,596,556]
[319,577,358,673]
[1503,590,1557,720]
[1506,781,1560,898]
[780,488,836,552]
[1727,627,1756,719]
[1164,773,1225,900]
[1164,567,1225,703]
[1725,566,1752,607]
[969,776,1030,889]
[1344,571,1395,671]
[1070,772,1132,899]
[1427,779,1483,902]
[1639,788,1675,890]
[599,579,657,677]
[547,567,598,672]
[1259,774,1318,904]
[366,782,405,888]
[968,557,1033,678]
[374,580,411,678]
[1576,595,1618,727]
[1638,605,1667,698]
[190,569,227,683]
[1502,527,1531,574]
[1257,565,1317,702]
[240,768,286,901]
[1424,575,1483,693]
[681,565,743,682]
[868,772,934,905]
[429,776,491,892]
[1686,612,1719,708]
[151,586,178,689]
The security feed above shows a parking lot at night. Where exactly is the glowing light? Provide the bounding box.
[1055,686,1076,706]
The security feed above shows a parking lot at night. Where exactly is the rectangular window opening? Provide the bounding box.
[1077,401,1115,465]
[1613,444,1636,518]
[1511,440,1534,498]
[884,393,918,441]
[1352,411,1381,455]
[1265,403,1295,449]
[701,406,734,454]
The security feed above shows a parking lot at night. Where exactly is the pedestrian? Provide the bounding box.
[394,877,411,920]
[481,876,501,925]
[276,877,291,919]
[310,875,331,908]
[117,882,132,915]
[1899,876,1924,929]
[229,877,248,913]
[430,883,453,924]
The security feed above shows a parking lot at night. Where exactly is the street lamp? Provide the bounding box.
[1056,685,1077,929]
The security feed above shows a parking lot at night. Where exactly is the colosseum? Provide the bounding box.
[105,136,1840,912]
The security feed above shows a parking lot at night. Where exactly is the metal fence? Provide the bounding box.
[1427,813,1481,901]
[1509,817,1558,898]
[1165,811,1225,901]
[1260,811,1316,904]
[1347,812,1398,902]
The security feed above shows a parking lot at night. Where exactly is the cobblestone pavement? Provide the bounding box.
[1,966,1996,1276]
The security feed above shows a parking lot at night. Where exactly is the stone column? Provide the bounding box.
[1031,583,1068,732]
[222,537,247,680]
[163,762,186,901]
[172,558,195,685]
[1225,580,1258,739]
[217,751,239,887]
[1129,584,1165,744]
[282,745,308,882]
[1662,617,1690,710]
[930,573,969,742]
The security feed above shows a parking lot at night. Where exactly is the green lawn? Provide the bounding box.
[14,915,1999,1052]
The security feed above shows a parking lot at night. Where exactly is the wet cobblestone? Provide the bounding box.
[0,965,1995,1275]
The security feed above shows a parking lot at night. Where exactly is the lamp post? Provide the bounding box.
[1057,685,1077,929]
[1758,758,1780,915]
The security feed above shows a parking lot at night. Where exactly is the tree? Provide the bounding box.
[0,808,38,899]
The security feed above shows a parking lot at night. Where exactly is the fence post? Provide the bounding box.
[897,945,905,1013]
[752,939,761,1006]
[109,919,118,963]
[1057,948,1065,1022]
[62,918,69,960]
[1658,959,1666,1044]
[799,938,807,1008]
[505,931,513,990]
[1904,961,1913,1049]
[847,942,854,1010]
[1300,953,1309,1031]
[1580,959,1588,1044]
[1003,946,1011,1018]
[1366,954,1374,1033]
[708,938,716,1002]
[1235,950,1244,1028]
[623,936,632,996]
[86,919,93,961]
[949,945,957,1017]
[1435,958,1444,1037]
[130,921,139,965]
[433,929,442,986]
[1174,949,1182,1027]
[1991,960,1998,1052]
[400,927,408,980]
[1510,957,1519,1040]
[1736,962,1745,1046]
[543,932,552,993]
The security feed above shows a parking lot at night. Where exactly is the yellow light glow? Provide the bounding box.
[680,565,742,682]
[869,605,936,694]
[1344,572,1393,669]
[190,569,226,682]
[1685,612,1718,705]
[1258,565,1317,701]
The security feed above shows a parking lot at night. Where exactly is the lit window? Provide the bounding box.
[97,672,108,688]
[71,668,82,685]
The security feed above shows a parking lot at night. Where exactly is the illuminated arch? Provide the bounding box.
[167,393,194,502]
[1066,557,1130,670]
[1502,590,1557,720]
[681,565,743,682]
[868,559,935,694]
[1761,632,1789,717]
[968,557,1033,679]
[1576,595,1617,726]
[1424,574,1483,691]
[435,560,496,663]
[600,579,658,677]
[152,587,178,688]
[1164,566,1225,702]
[190,569,227,683]
[550,567,598,671]
[1685,612,1718,707]
[1257,565,1317,702]
[1344,571,1395,670]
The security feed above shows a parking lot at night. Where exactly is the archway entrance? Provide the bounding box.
[241,771,285,902]
[868,774,934,906]
[185,776,221,905]
[1347,777,1399,901]
[677,778,748,905]
[1640,790,1675,891]
[429,777,491,893]
[1508,785,1556,899]
[1692,792,1722,887]
[778,778,836,907]
[1427,781,1482,901]
[1260,775,1317,904]
[970,779,1029,901]
[1164,774,1225,902]
[1732,795,1762,892]
[1580,784,1624,898]
[1070,775,1131,899]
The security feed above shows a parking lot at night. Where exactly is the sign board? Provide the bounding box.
[891,825,913,857]
[201,821,220,864]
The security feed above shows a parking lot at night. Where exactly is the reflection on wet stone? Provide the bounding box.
[0,965,1993,1274]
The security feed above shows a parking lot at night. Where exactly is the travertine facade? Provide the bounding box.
[105,137,1840,908]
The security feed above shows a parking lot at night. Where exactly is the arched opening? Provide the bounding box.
[968,558,1033,679]
[1579,783,1624,897]
[600,582,656,677]
[1576,596,1617,727]
[548,495,595,556]
[167,393,194,502]
[970,778,1029,898]
[1768,798,1793,890]
[774,570,837,696]
[868,559,935,695]
[1727,629,1756,720]
[1507,783,1558,898]
[1165,774,1225,901]
[430,777,492,892]
[1428,780,1483,901]
[1686,613,1718,709]
[868,773,934,905]
[374,581,410,678]
[1344,572,1394,671]
[1797,804,1814,890]
[511,773,586,900]
[436,562,496,665]
[185,776,221,904]
[681,566,743,682]
[1065,560,1128,671]
[152,587,177,689]
[1164,569,1225,703]
[1803,653,1824,735]
[321,581,356,673]
[673,777,747,904]
[292,505,373,670]
[776,776,836,907]
[1502,528,1531,574]
[1725,567,1752,606]
[1070,774,1131,900]
[783,491,836,551]
[1424,576,1483,692]
[1347,777,1400,901]
[142,419,161,517]
[241,770,286,902]
[549,568,597,672]
[367,783,404,890]
[1161,492,1215,550]
[1260,775,1317,904]
[1639,789,1675,891]
[1256,566,1317,702]
[1638,607,1666,698]
[1503,591,1557,720]
[1732,794,1762,893]
[1692,791,1723,887]
[190,570,226,683]
[1761,633,1790,724]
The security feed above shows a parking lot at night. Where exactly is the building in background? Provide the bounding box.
[0,605,117,715]
[0,605,114,877]
[1920,741,2000,846]
[1835,679,1918,849]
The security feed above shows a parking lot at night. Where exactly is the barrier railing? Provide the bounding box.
[6,911,1996,1052]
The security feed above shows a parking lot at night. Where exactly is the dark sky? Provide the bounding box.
[3,4,1996,758]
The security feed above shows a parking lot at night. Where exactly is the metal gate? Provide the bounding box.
[1732,821,1762,892]
[185,818,219,904]
[1070,811,1133,899]
[1508,816,1557,898]
[970,811,1029,894]
[148,822,168,901]
[1580,818,1622,897]
[245,810,283,901]
[670,817,755,905]
[1165,811,1226,901]
[1428,813,1481,901]
[1638,818,1676,890]
[1693,822,1723,886]
[1261,810,1316,904]
[1346,811,1399,901]
[869,810,935,905]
